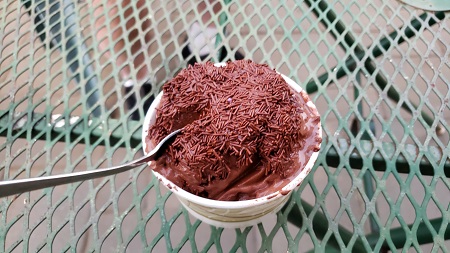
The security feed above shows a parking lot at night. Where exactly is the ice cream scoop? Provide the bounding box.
[142,61,322,228]
[147,60,321,201]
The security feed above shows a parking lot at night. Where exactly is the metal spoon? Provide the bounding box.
[0,129,181,198]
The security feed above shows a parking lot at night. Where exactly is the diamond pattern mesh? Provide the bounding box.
[0,0,449,252]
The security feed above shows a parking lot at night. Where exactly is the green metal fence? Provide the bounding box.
[0,0,449,252]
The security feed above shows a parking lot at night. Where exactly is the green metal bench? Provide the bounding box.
[1,0,449,252]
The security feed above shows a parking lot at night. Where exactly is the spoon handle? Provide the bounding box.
[0,160,146,198]
[0,129,180,198]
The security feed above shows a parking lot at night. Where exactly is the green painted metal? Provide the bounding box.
[214,0,232,63]
[304,0,444,135]
[305,11,446,136]
[355,69,380,235]
[400,0,450,11]
[0,0,449,252]
[21,0,102,117]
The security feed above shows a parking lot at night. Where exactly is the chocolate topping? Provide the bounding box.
[148,60,321,201]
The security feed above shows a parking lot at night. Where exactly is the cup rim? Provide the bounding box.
[141,63,322,209]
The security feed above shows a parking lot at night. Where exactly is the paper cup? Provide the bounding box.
[142,64,322,228]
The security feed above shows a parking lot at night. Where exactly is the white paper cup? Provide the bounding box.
[142,65,322,228]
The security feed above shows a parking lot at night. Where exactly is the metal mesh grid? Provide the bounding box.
[0,0,449,252]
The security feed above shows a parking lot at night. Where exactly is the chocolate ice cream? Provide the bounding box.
[147,60,321,201]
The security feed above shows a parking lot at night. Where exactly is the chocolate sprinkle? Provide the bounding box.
[148,60,321,201]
